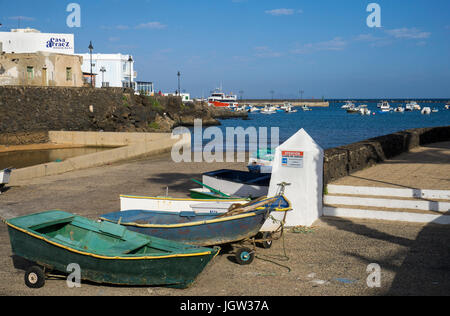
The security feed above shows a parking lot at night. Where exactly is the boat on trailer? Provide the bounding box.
[5,210,219,288]
[101,192,292,265]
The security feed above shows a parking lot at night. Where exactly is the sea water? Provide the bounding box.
[208,100,450,151]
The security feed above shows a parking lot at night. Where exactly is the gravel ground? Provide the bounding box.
[0,153,449,296]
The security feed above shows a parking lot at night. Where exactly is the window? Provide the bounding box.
[66,67,72,81]
[26,66,34,80]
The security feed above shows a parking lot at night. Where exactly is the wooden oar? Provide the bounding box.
[191,179,231,198]
[217,196,280,218]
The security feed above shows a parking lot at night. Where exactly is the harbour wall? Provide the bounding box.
[240,99,329,107]
[0,86,240,146]
[323,126,450,185]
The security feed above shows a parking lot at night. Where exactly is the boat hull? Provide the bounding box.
[120,195,247,214]
[6,212,219,288]
[101,209,269,247]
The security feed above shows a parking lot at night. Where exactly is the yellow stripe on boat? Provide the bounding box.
[120,195,247,202]
[5,222,215,260]
[100,212,258,228]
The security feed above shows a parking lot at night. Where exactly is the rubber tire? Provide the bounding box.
[261,232,273,249]
[256,232,273,249]
[235,247,255,265]
[24,266,45,289]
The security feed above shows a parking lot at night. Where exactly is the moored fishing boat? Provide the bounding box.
[5,210,219,288]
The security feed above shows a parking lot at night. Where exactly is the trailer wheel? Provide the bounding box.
[24,266,45,289]
[235,247,254,265]
[259,232,273,249]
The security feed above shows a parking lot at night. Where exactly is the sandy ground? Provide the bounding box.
[0,153,449,296]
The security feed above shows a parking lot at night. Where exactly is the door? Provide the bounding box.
[42,68,47,86]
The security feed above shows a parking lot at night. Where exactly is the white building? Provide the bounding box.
[0,28,74,55]
[163,92,192,103]
[78,53,137,89]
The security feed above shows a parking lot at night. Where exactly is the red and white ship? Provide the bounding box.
[207,91,238,107]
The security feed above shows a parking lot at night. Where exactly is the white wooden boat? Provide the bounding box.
[421,107,431,115]
[120,195,247,214]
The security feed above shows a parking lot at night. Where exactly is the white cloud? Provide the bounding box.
[8,16,35,21]
[385,27,431,39]
[292,37,347,54]
[265,8,301,16]
[254,46,283,58]
[135,22,167,29]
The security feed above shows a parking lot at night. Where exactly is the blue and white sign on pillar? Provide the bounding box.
[261,129,324,230]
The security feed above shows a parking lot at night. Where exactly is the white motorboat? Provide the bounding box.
[359,105,371,115]
[421,107,431,115]
[283,103,297,113]
[445,104,450,110]
[301,105,312,111]
[379,101,392,112]
[431,107,439,113]
[248,105,260,113]
[394,106,405,113]
[341,101,355,109]
[260,105,277,114]
[346,106,360,114]
[406,101,421,110]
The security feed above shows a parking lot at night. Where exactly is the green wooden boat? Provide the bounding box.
[5,210,219,288]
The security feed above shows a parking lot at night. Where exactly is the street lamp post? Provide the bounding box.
[100,66,106,87]
[177,71,181,96]
[128,56,133,90]
[88,41,94,87]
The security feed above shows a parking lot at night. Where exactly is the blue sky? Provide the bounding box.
[1,0,449,98]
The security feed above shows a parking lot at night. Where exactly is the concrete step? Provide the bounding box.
[323,184,450,224]
[323,205,450,225]
[327,184,450,200]
[324,194,450,213]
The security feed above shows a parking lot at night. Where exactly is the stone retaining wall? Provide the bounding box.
[323,126,450,185]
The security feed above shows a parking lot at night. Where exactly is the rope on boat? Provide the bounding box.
[254,183,292,272]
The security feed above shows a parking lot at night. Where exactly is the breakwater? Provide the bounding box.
[323,126,450,184]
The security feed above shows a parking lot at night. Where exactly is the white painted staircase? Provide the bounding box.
[323,185,450,225]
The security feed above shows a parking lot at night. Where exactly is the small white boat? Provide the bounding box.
[283,103,297,113]
[394,106,405,113]
[120,195,248,214]
[431,107,439,113]
[260,105,277,114]
[341,101,355,109]
[248,106,260,113]
[301,105,312,111]
[347,106,360,114]
[421,107,431,115]
[359,105,371,115]
[406,101,421,110]
[379,101,392,112]
[445,104,450,110]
